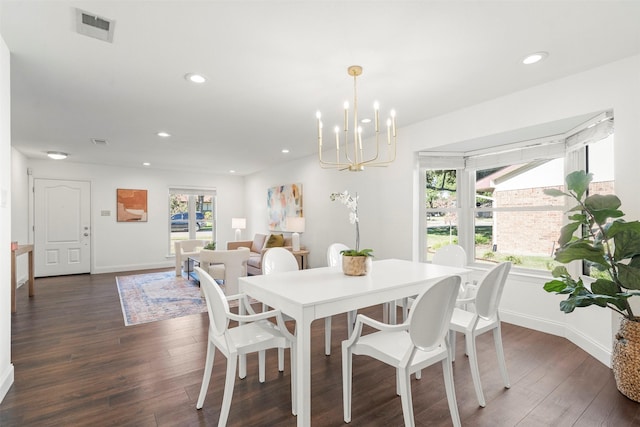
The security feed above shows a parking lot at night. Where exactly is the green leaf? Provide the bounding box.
[558,222,581,246]
[592,209,624,226]
[555,241,607,266]
[608,220,640,238]
[584,194,621,211]
[568,213,587,223]
[560,298,580,313]
[590,278,619,296]
[544,188,567,197]
[616,261,640,290]
[614,229,640,261]
[340,248,374,257]
[565,170,592,201]
[544,280,570,293]
[551,265,570,278]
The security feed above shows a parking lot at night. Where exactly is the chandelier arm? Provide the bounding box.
[316,65,397,172]
[352,71,359,165]
[342,128,354,164]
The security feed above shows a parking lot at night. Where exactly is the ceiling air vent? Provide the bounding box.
[91,138,108,146]
[75,9,115,43]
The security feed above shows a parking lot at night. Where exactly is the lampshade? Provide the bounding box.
[231,218,246,229]
[287,216,305,252]
[286,216,305,233]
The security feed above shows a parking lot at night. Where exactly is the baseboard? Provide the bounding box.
[16,275,27,289]
[565,325,612,368]
[500,308,612,368]
[93,261,173,275]
[500,308,566,338]
[0,363,14,404]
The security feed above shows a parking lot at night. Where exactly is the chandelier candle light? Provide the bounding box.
[317,65,397,171]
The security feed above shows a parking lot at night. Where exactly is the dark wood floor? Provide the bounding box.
[1,269,639,426]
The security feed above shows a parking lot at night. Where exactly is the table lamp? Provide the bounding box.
[231,217,246,241]
[286,216,306,251]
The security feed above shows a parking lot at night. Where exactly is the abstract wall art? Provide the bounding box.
[267,183,303,231]
[117,188,148,222]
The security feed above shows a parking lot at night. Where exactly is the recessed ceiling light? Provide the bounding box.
[47,151,68,160]
[157,131,170,138]
[229,170,236,173]
[522,51,548,65]
[143,162,151,166]
[184,73,207,83]
[361,118,372,124]
[282,149,290,154]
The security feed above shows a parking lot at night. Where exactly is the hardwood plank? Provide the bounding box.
[1,269,638,426]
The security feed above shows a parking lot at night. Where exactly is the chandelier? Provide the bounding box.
[316,65,397,171]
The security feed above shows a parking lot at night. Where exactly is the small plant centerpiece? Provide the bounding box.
[204,241,216,250]
[543,170,640,401]
[330,190,373,275]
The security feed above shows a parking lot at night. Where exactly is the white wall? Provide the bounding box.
[403,54,640,366]
[20,160,245,274]
[245,54,640,367]
[10,148,29,283]
[0,31,15,402]
[244,139,414,270]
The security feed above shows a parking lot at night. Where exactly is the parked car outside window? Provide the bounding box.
[170,212,205,231]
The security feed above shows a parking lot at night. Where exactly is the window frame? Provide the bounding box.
[418,112,614,276]
[168,187,217,255]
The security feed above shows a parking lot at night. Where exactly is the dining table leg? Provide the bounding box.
[295,311,313,426]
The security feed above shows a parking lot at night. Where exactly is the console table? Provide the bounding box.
[292,249,310,270]
[11,244,35,313]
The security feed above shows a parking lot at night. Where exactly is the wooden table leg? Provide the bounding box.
[11,250,17,313]
[28,249,35,297]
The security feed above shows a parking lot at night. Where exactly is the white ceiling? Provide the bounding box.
[1,1,639,175]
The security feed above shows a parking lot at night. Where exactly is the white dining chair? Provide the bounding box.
[194,267,296,425]
[402,244,470,322]
[342,275,462,427]
[262,247,300,371]
[324,243,356,356]
[449,261,512,407]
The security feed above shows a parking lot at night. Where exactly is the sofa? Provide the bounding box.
[227,233,300,275]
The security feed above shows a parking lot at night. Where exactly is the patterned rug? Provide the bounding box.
[116,270,208,326]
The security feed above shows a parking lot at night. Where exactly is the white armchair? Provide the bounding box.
[198,247,250,295]
[174,239,208,277]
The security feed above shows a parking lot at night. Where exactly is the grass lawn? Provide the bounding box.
[426,225,555,271]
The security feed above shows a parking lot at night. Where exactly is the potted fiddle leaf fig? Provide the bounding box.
[330,191,373,276]
[543,170,640,401]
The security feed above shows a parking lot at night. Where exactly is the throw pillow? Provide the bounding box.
[251,233,267,253]
[265,233,285,248]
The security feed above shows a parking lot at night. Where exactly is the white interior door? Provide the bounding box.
[34,179,91,277]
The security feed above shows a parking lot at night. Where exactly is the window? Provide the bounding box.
[424,170,459,261]
[169,188,216,254]
[419,112,614,273]
[473,159,566,270]
[584,134,615,277]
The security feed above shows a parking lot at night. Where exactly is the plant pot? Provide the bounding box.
[342,255,369,276]
[612,317,640,402]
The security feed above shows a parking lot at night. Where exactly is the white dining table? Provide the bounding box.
[239,258,470,427]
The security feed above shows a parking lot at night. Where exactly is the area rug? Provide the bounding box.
[116,270,209,326]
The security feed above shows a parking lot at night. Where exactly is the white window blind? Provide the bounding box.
[169,187,216,196]
[419,111,613,170]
